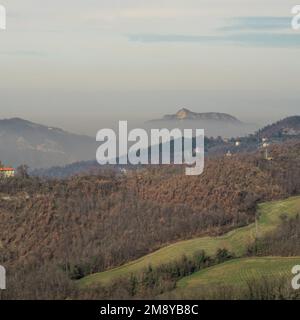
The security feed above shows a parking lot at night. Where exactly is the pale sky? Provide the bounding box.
[0,0,299,135]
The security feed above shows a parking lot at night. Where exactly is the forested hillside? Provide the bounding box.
[0,141,300,299]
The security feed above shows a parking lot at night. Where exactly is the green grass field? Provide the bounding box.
[177,257,300,289]
[79,196,300,287]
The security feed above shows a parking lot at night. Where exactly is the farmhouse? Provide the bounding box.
[0,167,15,178]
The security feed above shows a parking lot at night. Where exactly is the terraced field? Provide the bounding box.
[176,257,300,291]
[79,196,300,288]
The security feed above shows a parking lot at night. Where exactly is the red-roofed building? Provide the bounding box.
[0,167,15,178]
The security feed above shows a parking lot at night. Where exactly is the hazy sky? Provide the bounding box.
[0,0,299,135]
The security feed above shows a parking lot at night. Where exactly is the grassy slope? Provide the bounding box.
[177,257,300,289]
[79,196,300,287]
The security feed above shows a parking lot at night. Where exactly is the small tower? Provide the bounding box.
[262,140,273,161]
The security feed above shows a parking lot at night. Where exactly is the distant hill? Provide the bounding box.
[257,116,300,139]
[208,115,300,157]
[0,118,96,168]
[2,114,299,173]
[147,108,258,138]
[160,108,241,123]
[32,115,300,178]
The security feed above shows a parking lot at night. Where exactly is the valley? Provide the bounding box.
[79,196,300,289]
[0,116,300,300]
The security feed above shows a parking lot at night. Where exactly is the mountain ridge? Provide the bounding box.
[0,117,96,169]
[149,108,242,123]
[146,108,256,138]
